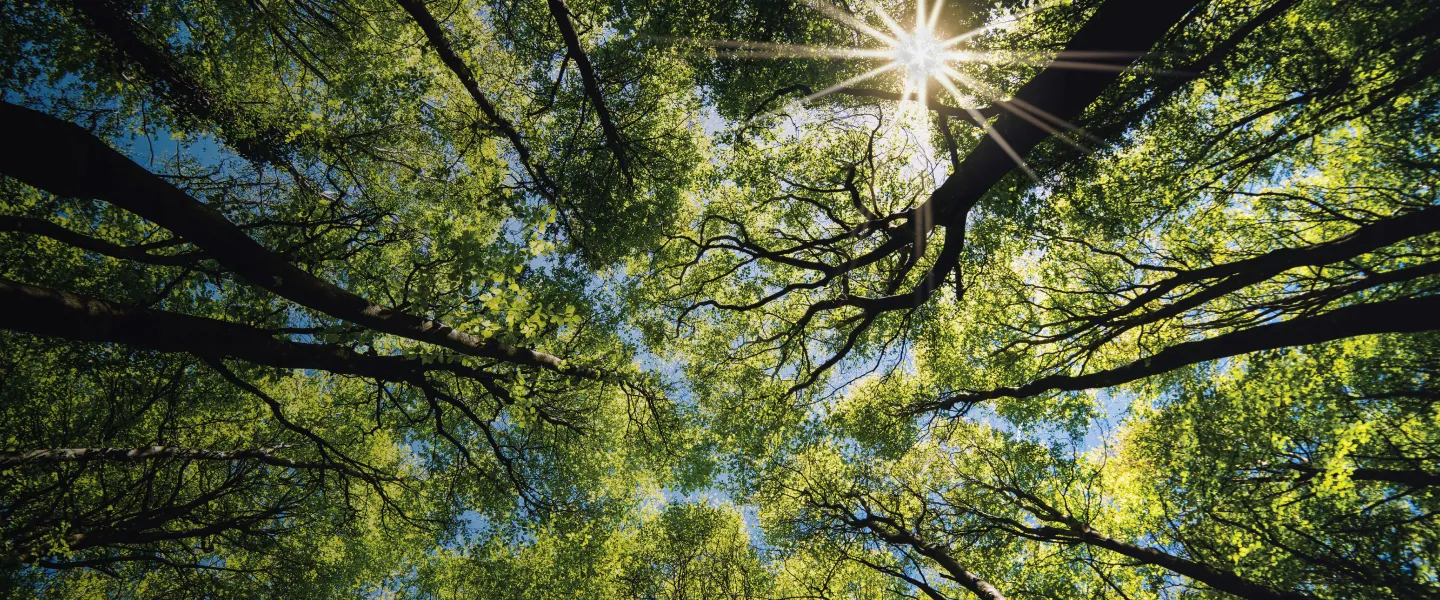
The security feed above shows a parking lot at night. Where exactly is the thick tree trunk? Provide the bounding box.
[0,277,425,383]
[815,0,1204,315]
[0,101,587,376]
[926,0,1202,225]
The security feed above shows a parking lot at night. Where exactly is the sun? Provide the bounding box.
[701,0,1096,177]
[708,0,1044,115]
[897,27,942,86]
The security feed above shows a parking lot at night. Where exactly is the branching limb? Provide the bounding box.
[1041,204,1440,349]
[0,101,592,377]
[0,215,205,266]
[848,512,1008,600]
[916,294,1440,412]
[746,83,999,123]
[546,0,628,172]
[393,0,560,200]
[690,0,1202,391]
[66,0,293,165]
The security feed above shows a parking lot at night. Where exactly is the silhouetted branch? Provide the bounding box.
[0,101,592,377]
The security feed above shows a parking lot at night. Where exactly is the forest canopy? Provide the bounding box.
[1,0,1437,597]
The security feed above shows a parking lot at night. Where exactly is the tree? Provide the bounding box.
[1,0,1437,597]
[1,0,690,594]
[755,333,1438,599]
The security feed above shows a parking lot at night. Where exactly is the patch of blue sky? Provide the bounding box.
[9,62,234,172]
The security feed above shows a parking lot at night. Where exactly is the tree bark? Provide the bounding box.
[925,0,1201,224]
[0,215,202,266]
[3,445,325,471]
[0,277,438,383]
[1067,525,1310,600]
[922,294,1440,411]
[0,101,589,376]
[546,0,628,171]
[859,517,1008,600]
[808,0,1204,316]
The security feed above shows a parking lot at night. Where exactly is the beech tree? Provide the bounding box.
[1,0,1437,598]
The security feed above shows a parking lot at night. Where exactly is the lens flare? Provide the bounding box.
[686,1,1137,180]
[899,28,942,87]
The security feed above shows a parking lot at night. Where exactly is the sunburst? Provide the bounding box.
[713,1,1049,109]
[701,0,1132,178]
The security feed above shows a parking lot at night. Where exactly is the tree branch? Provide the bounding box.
[837,0,1201,315]
[855,513,1008,600]
[1062,524,1309,600]
[704,0,1203,387]
[1280,463,1440,488]
[0,215,203,266]
[1047,204,1440,348]
[0,445,387,482]
[748,83,998,123]
[917,294,1440,412]
[393,0,558,199]
[924,0,1199,225]
[67,0,293,165]
[0,276,446,383]
[545,0,628,172]
[0,101,591,377]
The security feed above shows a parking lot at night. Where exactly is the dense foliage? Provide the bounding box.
[1,0,1436,597]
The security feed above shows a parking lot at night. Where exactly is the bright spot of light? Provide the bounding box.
[898,29,942,86]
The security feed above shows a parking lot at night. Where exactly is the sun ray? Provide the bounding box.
[867,1,910,40]
[806,0,897,45]
[687,0,1146,170]
[802,62,903,104]
[942,50,1146,63]
[937,2,1050,49]
[1039,60,1176,75]
[942,50,1174,78]
[644,35,896,61]
[931,71,976,121]
[715,47,895,61]
[977,56,1163,74]
[937,61,1100,144]
[934,72,1039,182]
[695,39,894,58]
[971,89,1104,146]
[939,65,1088,151]
[914,72,927,109]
